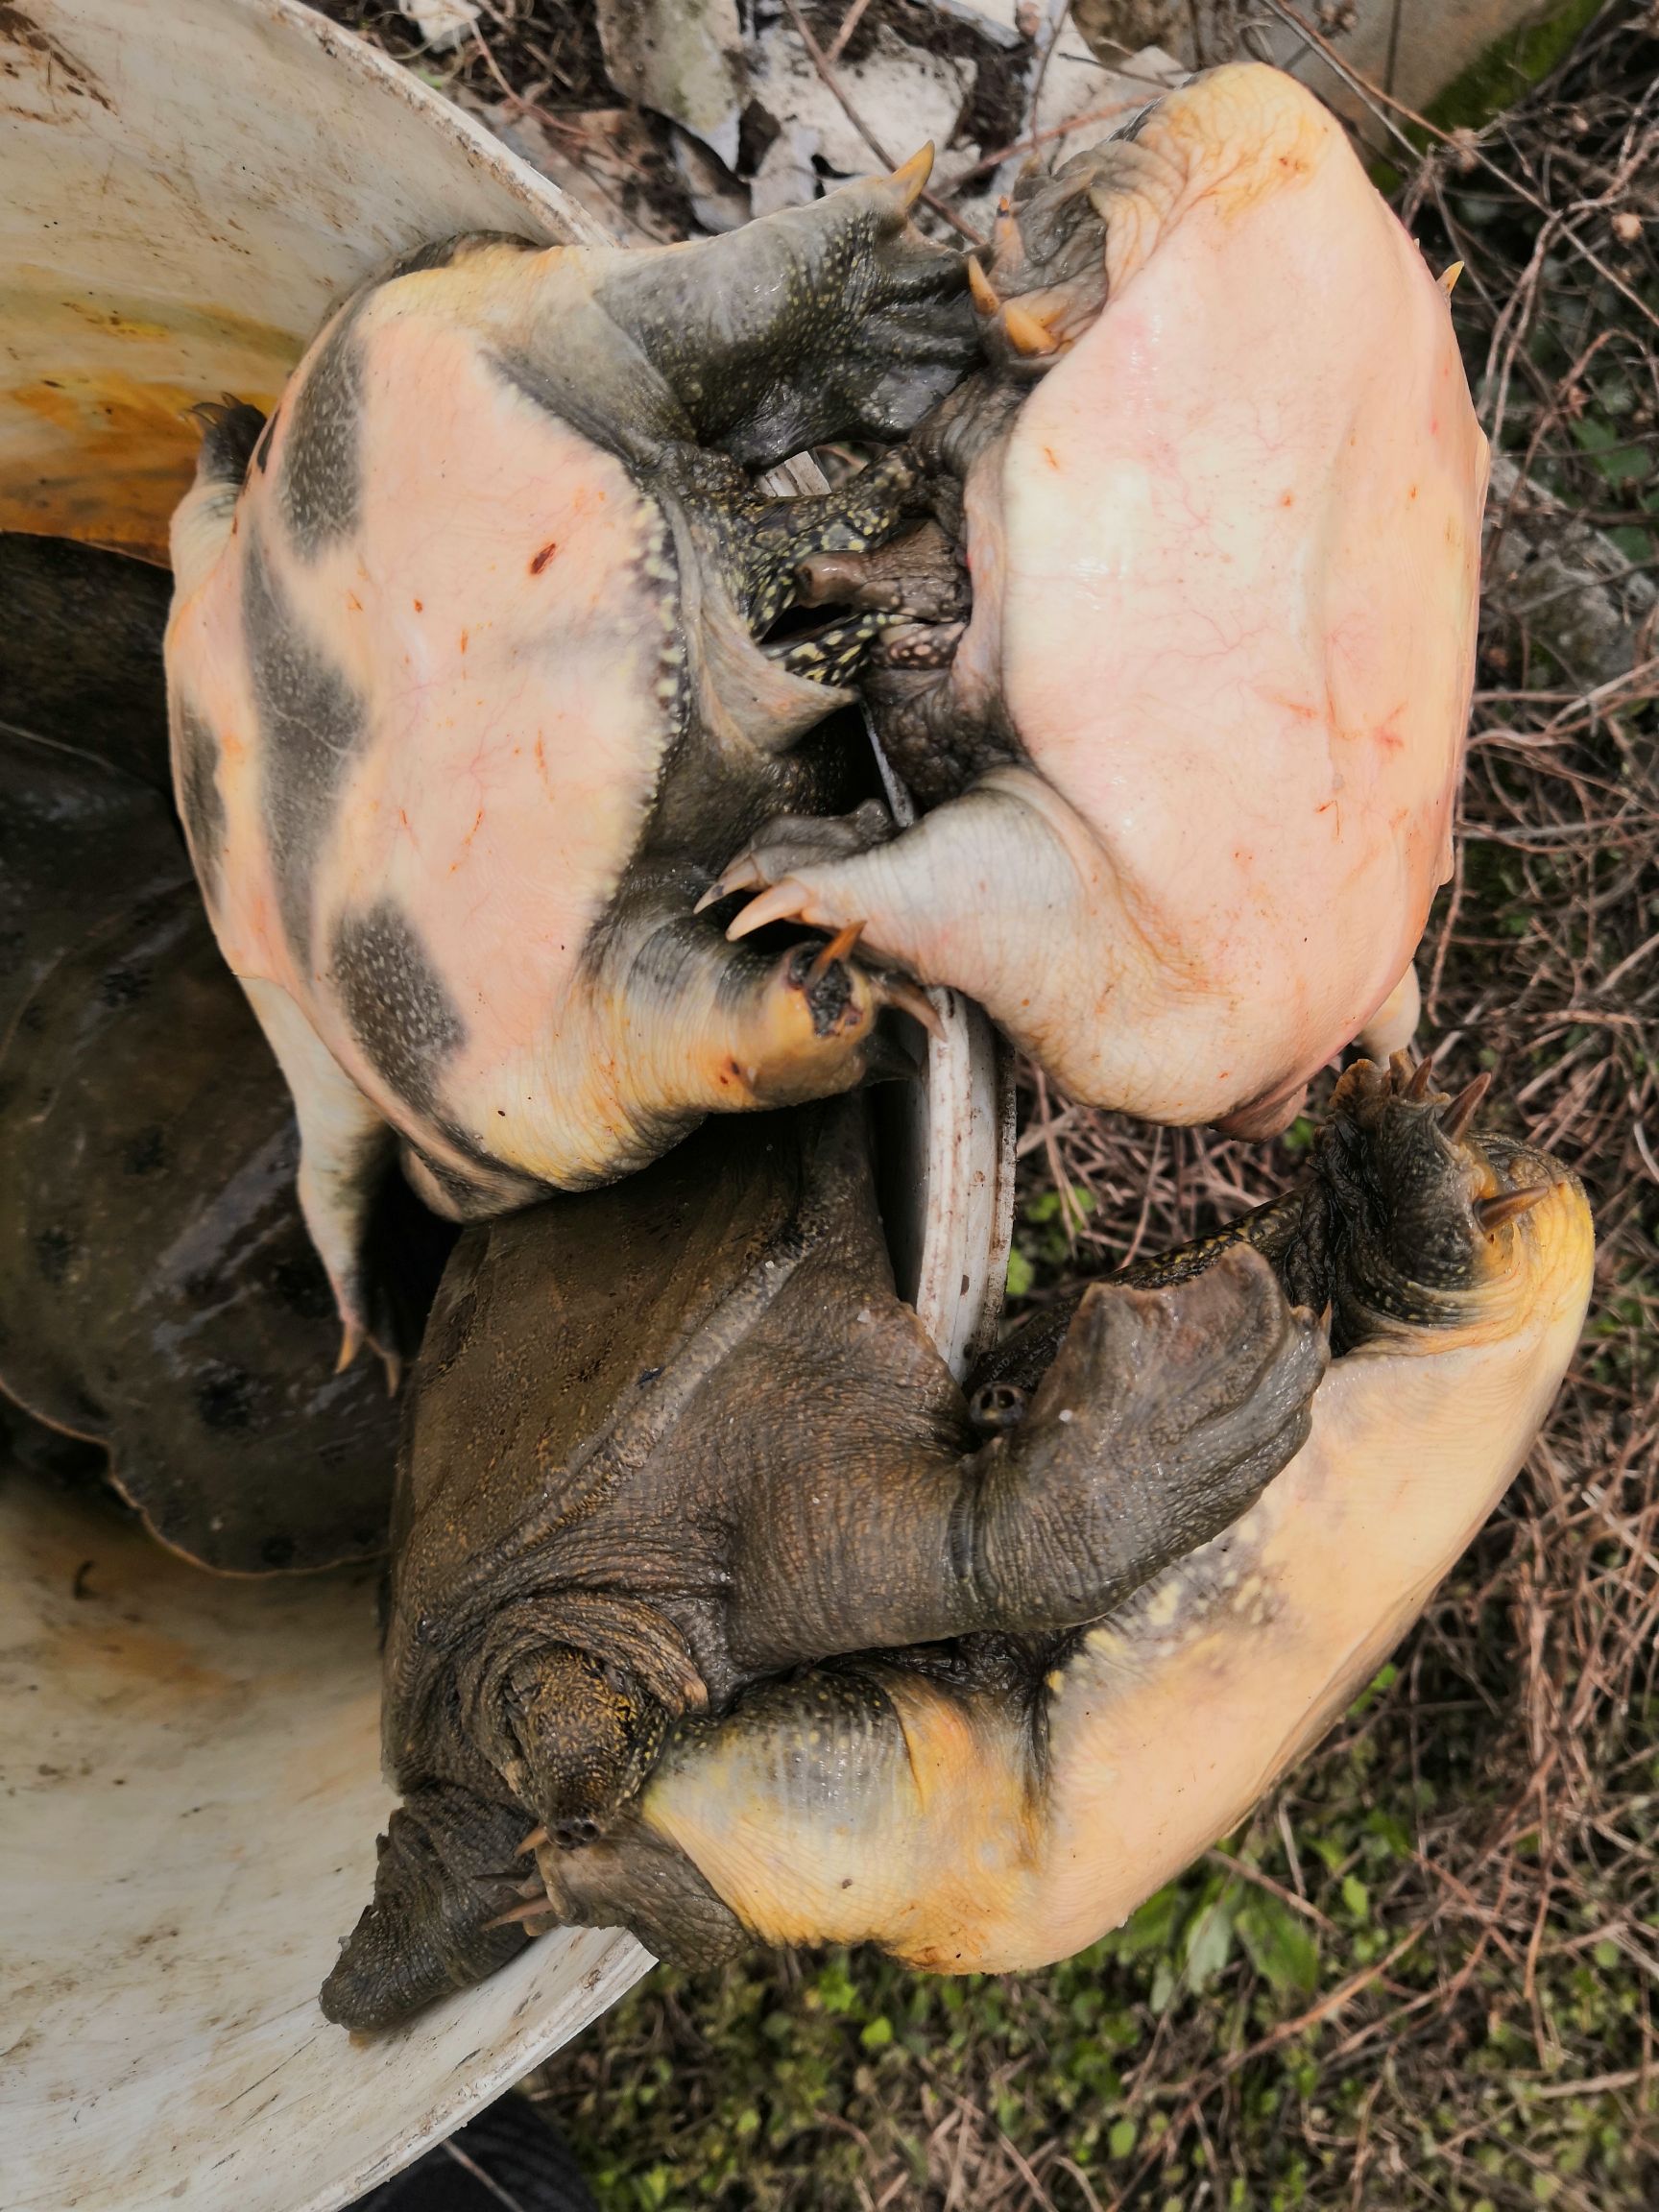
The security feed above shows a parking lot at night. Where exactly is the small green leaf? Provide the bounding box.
[1593,1938,1621,1969]
[1108,2118,1138,2159]
[859,2015,893,2050]
[1341,1874,1369,1921]
[1183,1891,1238,1994]
[1005,1247,1035,1298]
[1236,1896,1321,1996]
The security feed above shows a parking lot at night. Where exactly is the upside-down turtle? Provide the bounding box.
[164,159,974,1370]
[707,65,1488,1138]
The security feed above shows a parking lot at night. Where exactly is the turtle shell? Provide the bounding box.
[0,530,174,791]
[0,872,417,1575]
[0,534,190,1046]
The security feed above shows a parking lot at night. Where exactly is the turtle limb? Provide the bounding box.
[541,872,933,1186]
[590,151,974,466]
[694,800,897,910]
[450,1591,710,1852]
[711,767,1110,1085]
[319,1786,536,2032]
[169,400,265,598]
[239,976,405,1380]
[722,1244,1324,1666]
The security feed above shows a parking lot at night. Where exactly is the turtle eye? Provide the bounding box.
[970,1381,1027,1432]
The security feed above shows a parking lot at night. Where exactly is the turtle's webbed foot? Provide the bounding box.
[695,149,975,463]
[971,1247,1328,1628]
[320,1791,541,2032]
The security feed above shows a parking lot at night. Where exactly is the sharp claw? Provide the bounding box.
[1441,1070,1492,1142]
[693,881,727,916]
[1476,1186,1547,1234]
[1439,260,1464,296]
[1002,303,1057,356]
[890,143,933,209]
[878,973,946,1040]
[482,1891,557,1933]
[517,1826,549,1858]
[968,258,1000,315]
[335,1320,362,1375]
[726,882,811,940]
[1406,1050,1437,1100]
[807,921,865,979]
[379,1345,402,1398]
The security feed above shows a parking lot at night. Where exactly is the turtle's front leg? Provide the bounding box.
[722,1244,1324,1667]
[709,768,1114,1084]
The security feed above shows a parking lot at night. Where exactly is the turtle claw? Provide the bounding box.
[808,922,865,980]
[481,1891,557,1934]
[1441,1070,1492,1141]
[1477,1186,1547,1234]
[694,856,767,915]
[726,880,820,941]
[877,973,945,1041]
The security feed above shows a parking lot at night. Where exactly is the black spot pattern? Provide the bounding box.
[122,1128,168,1177]
[195,1362,258,1432]
[279,306,365,557]
[197,399,268,487]
[332,901,465,1117]
[244,527,365,970]
[173,699,227,903]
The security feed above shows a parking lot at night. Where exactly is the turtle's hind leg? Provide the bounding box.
[240,977,406,1383]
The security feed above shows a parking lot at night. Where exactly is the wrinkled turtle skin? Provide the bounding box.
[709,65,1487,1138]
[371,1060,1588,1997]
[0,532,428,1573]
[321,1099,1323,2029]
[165,159,972,1373]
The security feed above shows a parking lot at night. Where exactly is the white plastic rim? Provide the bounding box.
[0,6,1016,2208]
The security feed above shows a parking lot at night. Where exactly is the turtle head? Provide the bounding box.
[1302,1056,1592,1357]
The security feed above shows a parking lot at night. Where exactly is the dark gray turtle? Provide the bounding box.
[320,1096,1323,2029]
[165,156,974,1372]
[0,532,189,1044]
[334,1061,1588,2008]
[0,882,424,1573]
